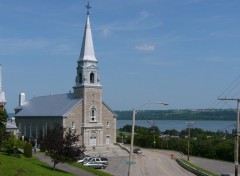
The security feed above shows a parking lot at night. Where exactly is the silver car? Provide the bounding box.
[83,161,106,169]
[77,157,92,164]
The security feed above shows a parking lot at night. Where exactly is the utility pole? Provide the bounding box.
[152,120,156,148]
[218,97,240,176]
[186,121,194,161]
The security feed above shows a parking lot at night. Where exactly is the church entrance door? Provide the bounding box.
[90,136,97,146]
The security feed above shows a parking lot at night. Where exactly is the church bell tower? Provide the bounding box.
[73,2,104,147]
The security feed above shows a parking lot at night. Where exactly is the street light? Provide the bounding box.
[127,102,169,176]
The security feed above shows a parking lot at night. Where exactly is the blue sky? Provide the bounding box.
[1,0,240,112]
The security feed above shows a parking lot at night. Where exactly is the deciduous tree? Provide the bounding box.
[43,125,85,169]
[0,110,8,149]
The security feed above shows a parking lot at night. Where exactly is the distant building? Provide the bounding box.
[14,3,117,148]
[6,117,19,136]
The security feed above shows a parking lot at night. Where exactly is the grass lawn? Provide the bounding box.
[71,162,113,176]
[0,152,76,176]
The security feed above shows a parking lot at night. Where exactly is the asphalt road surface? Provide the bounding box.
[105,148,195,176]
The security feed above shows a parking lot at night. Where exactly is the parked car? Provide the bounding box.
[133,148,142,154]
[77,157,92,164]
[89,157,109,165]
[83,161,106,169]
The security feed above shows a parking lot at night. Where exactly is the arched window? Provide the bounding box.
[71,121,75,129]
[79,73,82,84]
[106,121,110,128]
[90,72,94,83]
[90,108,96,122]
[91,109,95,116]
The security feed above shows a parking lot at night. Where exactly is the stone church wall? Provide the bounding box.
[102,104,116,145]
[64,102,84,145]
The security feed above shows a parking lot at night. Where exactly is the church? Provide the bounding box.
[14,3,117,148]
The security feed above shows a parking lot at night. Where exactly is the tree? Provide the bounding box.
[2,133,17,154]
[43,125,85,169]
[0,110,8,149]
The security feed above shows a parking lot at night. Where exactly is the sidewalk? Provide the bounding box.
[33,152,97,176]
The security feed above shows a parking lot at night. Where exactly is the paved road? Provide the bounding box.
[34,148,237,176]
[105,149,194,176]
[33,152,97,176]
[131,149,194,176]
[189,156,237,176]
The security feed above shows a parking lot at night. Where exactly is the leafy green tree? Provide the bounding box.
[2,133,17,154]
[0,110,8,149]
[119,124,235,162]
[44,125,85,169]
[215,139,234,161]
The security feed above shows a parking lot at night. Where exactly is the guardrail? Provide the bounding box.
[176,158,212,176]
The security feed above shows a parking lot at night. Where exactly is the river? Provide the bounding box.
[117,120,236,132]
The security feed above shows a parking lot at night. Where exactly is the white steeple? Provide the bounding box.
[78,2,97,62]
[0,64,7,107]
[74,2,101,90]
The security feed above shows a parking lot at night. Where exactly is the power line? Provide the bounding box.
[218,97,240,176]
[219,73,240,98]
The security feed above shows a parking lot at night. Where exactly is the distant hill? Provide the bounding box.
[114,109,236,121]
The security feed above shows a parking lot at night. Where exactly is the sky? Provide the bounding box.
[1,0,240,112]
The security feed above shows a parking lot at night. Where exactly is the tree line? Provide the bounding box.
[115,109,237,120]
[118,124,235,162]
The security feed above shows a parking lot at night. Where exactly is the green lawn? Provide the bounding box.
[0,152,76,176]
[71,163,113,176]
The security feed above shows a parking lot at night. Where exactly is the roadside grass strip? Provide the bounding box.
[176,158,218,176]
[0,152,75,176]
[71,162,113,176]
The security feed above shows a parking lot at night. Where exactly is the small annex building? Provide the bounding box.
[14,3,117,149]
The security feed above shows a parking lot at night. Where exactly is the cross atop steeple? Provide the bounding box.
[85,1,91,15]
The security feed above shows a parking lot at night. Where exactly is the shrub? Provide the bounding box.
[2,133,18,155]
[23,142,32,158]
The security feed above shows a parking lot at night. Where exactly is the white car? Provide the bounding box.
[77,157,92,164]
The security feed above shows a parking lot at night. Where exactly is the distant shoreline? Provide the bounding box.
[115,109,237,121]
[117,119,236,121]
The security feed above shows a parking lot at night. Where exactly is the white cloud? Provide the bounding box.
[135,44,155,51]
[203,56,235,63]
[0,38,49,55]
[100,28,112,38]
[0,37,76,56]
[97,10,162,32]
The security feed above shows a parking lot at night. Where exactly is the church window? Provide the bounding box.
[79,73,82,84]
[90,72,94,83]
[90,108,96,122]
[106,121,110,128]
[71,121,75,129]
